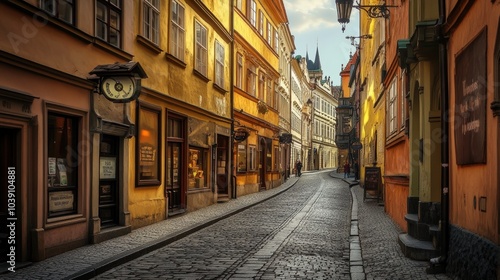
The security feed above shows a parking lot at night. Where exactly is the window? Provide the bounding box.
[267,21,272,45]
[41,0,74,24]
[235,0,242,11]
[258,10,264,35]
[274,145,279,171]
[142,0,160,44]
[249,145,256,171]
[266,139,272,171]
[188,147,208,189]
[170,0,185,61]
[388,78,397,135]
[401,70,406,130]
[247,64,257,96]
[96,0,122,48]
[274,29,279,53]
[215,40,225,88]
[266,78,272,105]
[258,73,265,100]
[237,141,247,172]
[195,21,208,76]
[47,113,79,217]
[236,53,243,88]
[136,103,161,186]
[248,0,256,27]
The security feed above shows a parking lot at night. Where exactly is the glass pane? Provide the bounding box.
[96,2,107,21]
[59,0,74,24]
[110,10,119,29]
[138,108,158,181]
[237,142,247,172]
[48,114,78,188]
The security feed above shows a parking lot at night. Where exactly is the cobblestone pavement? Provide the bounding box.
[334,173,454,280]
[2,175,301,280]
[2,170,455,280]
[94,171,351,279]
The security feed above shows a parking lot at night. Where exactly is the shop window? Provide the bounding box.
[266,139,272,171]
[47,113,79,217]
[136,103,161,186]
[249,145,256,171]
[188,147,208,189]
[274,145,279,171]
[237,140,247,172]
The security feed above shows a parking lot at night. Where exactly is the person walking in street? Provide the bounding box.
[343,161,350,178]
[295,160,303,177]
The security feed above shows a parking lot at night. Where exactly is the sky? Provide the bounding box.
[283,0,360,87]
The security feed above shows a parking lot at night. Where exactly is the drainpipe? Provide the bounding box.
[230,0,236,199]
[429,0,449,272]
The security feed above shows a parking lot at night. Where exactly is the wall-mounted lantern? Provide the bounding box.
[335,0,398,32]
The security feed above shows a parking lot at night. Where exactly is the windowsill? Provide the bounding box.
[46,214,86,229]
[193,69,210,83]
[213,83,228,94]
[136,180,161,187]
[187,188,211,194]
[165,53,187,69]
[136,35,162,54]
[93,38,133,61]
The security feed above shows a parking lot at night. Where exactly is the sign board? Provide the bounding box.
[100,157,116,179]
[454,29,487,164]
[49,191,74,212]
[364,166,381,202]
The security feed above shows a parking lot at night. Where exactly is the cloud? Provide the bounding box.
[284,0,339,33]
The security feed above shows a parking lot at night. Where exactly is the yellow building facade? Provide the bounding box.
[128,0,233,228]
[359,0,386,190]
[233,0,286,196]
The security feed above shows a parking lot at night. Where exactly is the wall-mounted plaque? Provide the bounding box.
[100,157,116,179]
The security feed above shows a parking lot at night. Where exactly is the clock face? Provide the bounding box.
[101,76,137,102]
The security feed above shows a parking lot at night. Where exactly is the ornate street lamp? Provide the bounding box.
[336,0,398,32]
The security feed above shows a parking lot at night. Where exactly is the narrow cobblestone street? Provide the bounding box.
[94,171,351,279]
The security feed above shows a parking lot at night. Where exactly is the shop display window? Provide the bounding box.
[237,140,247,172]
[137,103,161,186]
[188,147,207,189]
[249,145,256,171]
[47,113,79,217]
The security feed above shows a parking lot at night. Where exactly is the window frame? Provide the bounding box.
[194,20,208,77]
[387,77,398,135]
[142,0,160,45]
[215,40,225,88]
[237,140,248,172]
[44,103,87,222]
[249,145,256,171]
[236,53,243,89]
[95,0,122,48]
[136,102,162,187]
[40,0,75,24]
[170,0,185,61]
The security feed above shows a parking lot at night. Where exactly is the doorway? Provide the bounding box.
[216,135,229,197]
[99,134,120,228]
[166,142,183,213]
[0,128,20,263]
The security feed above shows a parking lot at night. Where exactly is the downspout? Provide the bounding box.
[230,0,236,199]
[429,0,449,272]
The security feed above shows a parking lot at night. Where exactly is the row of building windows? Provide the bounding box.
[41,0,225,89]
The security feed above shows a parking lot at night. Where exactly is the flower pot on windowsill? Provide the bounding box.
[257,101,268,114]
